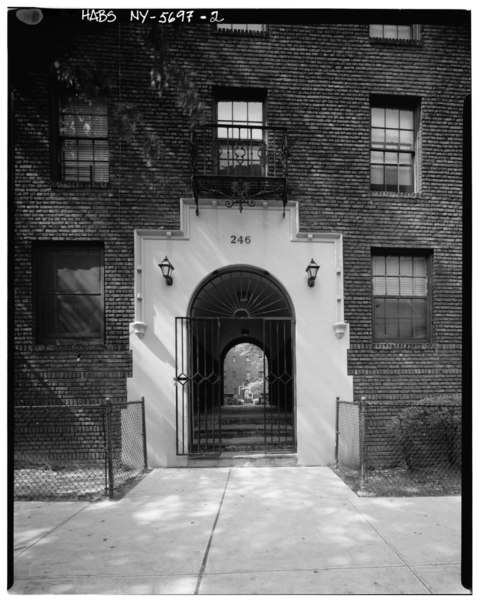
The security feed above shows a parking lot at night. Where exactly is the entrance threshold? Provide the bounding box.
[186,452,298,468]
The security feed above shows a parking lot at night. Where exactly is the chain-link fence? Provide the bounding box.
[335,398,461,496]
[14,398,147,500]
[107,399,148,494]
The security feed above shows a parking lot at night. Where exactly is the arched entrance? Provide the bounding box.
[175,266,296,455]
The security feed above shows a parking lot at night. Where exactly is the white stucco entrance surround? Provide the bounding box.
[128,199,353,467]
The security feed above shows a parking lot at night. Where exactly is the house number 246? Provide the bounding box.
[230,235,251,244]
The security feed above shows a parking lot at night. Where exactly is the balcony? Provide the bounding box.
[191,124,289,215]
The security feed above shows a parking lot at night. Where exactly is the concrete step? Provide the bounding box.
[195,427,293,444]
[195,416,293,424]
[187,452,298,468]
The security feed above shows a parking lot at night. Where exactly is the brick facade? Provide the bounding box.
[11,11,469,461]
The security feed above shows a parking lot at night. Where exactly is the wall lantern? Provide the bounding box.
[159,256,174,285]
[306,259,320,287]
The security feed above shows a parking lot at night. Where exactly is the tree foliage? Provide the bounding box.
[145,23,205,128]
[52,21,205,163]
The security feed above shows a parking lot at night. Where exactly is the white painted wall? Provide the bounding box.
[127,199,353,466]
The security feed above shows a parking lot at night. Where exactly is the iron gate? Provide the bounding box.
[175,317,295,455]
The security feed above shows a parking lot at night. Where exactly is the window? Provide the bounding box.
[216,24,267,35]
[35,244,104,344]
[56,94,109,183]
[369,24,420,40]
[372,253,430,342]
[246,371,251,381]
[370,103,418,193]
[215,89,266,177]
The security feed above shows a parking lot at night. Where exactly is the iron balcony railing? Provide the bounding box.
[190,124,289,214]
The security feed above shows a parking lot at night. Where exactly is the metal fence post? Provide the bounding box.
[359,398,366,491]
[141,396,148,469]
[105,397,114,499]
[335,397,340,466]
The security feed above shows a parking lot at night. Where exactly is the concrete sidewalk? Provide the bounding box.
[11,467,467,595]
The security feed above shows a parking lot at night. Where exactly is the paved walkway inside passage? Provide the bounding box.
[12,467,468,595]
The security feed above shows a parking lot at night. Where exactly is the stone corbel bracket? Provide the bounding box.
[131,321,147,338]
[333,321,348,339]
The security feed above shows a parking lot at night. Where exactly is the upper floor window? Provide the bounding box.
[370,102,419,193]
[372,252,431,342]
[369,24,420,41]
[216,24,267,35]
[215,89,266,177]
[35,244,104,344]
[56,94,109,184]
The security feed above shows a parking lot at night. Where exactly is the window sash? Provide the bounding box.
[372,254,430,341]
[216,99,265,176]
[216,24,267,34]
[369,24,416,40]
[374,297,428,340]
[370,106,416,192]
[58,95,109,183]
[37,246,104,343]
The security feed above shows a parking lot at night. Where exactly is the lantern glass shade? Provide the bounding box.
[306,259,320,287]
[159,257,174,285]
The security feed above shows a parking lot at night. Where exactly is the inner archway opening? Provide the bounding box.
[221,342,270,452]
[223,342,268,407]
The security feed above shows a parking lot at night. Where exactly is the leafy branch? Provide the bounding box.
[53,23,205,163]
[145,23,205,128]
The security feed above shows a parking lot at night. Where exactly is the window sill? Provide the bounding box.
[372,342,433,350]
[369,37,422,46]
[213,28,268,38]
[51,181,110,191]
[34,342,106,351]
[370,191,421,200]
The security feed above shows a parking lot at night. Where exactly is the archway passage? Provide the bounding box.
[176,267,296,455]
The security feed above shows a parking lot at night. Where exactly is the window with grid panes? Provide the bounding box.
[36,245,104,344]
[370,105,417,192]
[372,253,430,341]
[369,24,420,40]
[216,96,264,177]
[58,95,109,183]
[216,24,267,34]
